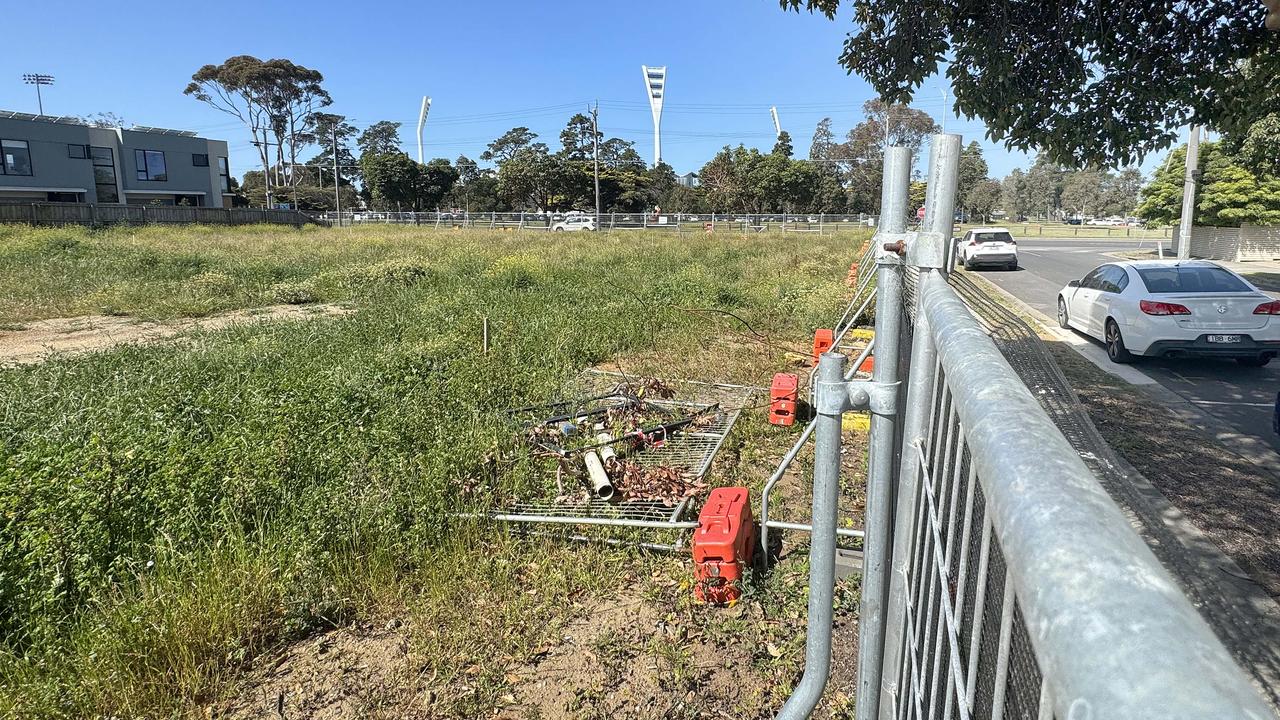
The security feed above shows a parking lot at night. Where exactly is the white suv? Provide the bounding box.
[551,215,597,232]
[956,228,1018,270]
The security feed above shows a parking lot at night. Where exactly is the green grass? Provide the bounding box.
[0,223,863,717]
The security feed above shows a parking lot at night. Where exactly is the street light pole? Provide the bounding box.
[590,102,601,226]
[22,74,54,115]
[1177,125,1201,260]
[332,128,342,221]
[252,139,279,208]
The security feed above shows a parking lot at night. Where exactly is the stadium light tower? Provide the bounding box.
[22,73,54,115]
[641,66,666,166]
[416,96,431,164]
[770,106,782,138]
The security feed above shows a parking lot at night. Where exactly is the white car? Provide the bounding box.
[551,215,597,232]
[956,227,1018,270]
[1056,260,1280,366]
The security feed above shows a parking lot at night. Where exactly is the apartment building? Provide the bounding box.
[0,111,232,207]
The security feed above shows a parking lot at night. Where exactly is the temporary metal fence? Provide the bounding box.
[467,370,754,544]
[320,209,877,231]
[0,201,321,227]
[775,136,1278,720]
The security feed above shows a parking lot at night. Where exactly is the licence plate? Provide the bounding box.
[1207,335,1242,343]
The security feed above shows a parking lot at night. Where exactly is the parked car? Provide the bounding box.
[1086,217,1123,226]
[551,215,597,232]
[547,213,591,230]
[1065,217,1083,225]
[1056,260,1280,366]
[955,227,1019,270]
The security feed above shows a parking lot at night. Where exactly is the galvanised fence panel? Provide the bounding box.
[774,135,1278,720]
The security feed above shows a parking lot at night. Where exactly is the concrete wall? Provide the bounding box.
[1179,225,1280,262]
[0,117,97,199]
[119,129,221,206]
[1237,225,1280,262]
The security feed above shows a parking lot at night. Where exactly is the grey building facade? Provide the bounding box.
[0,111,232,207]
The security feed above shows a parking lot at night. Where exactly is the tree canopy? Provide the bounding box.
[780,0,1279,168]
[1138,142,1280,227]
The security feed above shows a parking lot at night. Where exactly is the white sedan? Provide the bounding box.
[956,227,1019,270]
[550,215,597,232]
[1056,260,1280,366]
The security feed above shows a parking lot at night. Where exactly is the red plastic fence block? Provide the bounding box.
[769,372,799,426]
[692,487,756,604]
[812,328,834,364]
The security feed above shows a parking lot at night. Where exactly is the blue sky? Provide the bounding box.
[0,0,1157,181]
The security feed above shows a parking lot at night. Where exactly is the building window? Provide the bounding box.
[134,149,167,181]
[68,144,88,159]
[47,192,80,203]
[0,139,33,176]
[192,153,209,167]
[218,156,230,193]
[91,146,119,203]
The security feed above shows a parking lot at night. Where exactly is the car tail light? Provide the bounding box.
[968,240,977,246]
[1253,300,1280,315]
[1140,300,1192,316]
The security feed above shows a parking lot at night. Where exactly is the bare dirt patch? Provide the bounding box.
[214,620,426,720]
[499,589,856,720]
[0,303,351,365]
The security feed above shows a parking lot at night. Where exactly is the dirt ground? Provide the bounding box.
[211,417,869,720]
[213,590,857,720]
[214,620,426,720]
[0,303,351,365]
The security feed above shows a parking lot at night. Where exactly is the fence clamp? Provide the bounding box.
[814,378,898,416]
[907,231,949,270]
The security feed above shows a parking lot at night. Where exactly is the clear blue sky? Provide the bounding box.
[1,0,1159,182]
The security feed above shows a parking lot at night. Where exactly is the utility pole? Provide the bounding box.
[1177,125,1201,260]
[332,128,342,220]
[22,74,54,115]
[590,102,601,226]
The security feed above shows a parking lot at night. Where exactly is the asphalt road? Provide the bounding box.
[968,237,1280,452]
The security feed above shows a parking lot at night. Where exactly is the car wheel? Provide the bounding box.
[553,227,564,232]
[1237,356,1271,368]
[964,256,974,270]
[1105,320,1134,364]
[1057,297,1070,329]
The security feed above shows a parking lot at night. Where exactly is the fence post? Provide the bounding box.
[775,351,847,720]
[875,134,961,720]
[854,145,911,720]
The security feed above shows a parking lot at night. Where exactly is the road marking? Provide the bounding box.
[1191,400,1276,408]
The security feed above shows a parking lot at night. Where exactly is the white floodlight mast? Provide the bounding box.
[771,106,782,138]
[642,66,666,166]
[417,96,431,163]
